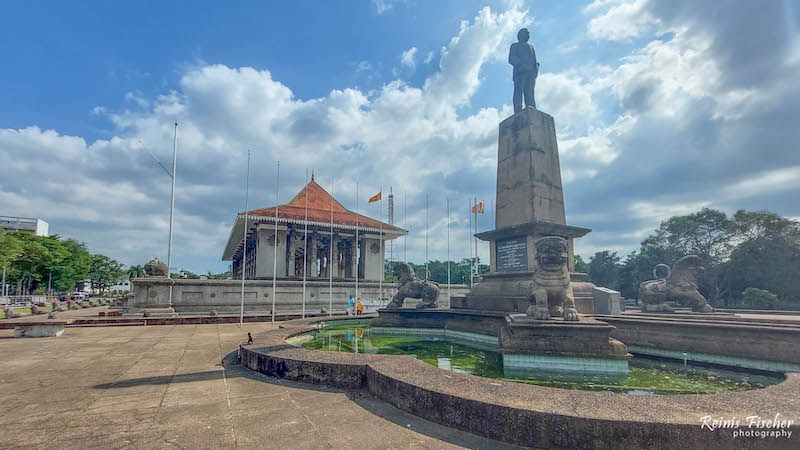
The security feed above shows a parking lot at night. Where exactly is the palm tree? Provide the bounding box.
[127,265,146,279]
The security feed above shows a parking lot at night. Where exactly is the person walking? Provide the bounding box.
[347,295,355,316]
[356,298,363,315]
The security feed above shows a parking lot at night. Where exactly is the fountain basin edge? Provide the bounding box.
[240,315,800,449]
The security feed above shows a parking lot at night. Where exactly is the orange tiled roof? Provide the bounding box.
[243,178,405,233]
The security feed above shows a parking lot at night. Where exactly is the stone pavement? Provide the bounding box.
[0,323,523,449]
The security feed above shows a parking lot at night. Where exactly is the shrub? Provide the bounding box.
[741,287,779,309]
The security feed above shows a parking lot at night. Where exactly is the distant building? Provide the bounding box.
[1,216,49,236]
[222,176,407,280]
[75,280,93,294]
[108,275,131,292]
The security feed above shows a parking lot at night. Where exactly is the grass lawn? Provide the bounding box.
[0,305,53,319]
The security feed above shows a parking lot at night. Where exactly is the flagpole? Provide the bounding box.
[302,169,308,319]
[447,197,451,304]
[379,187,383,303]
[425,193,429,273]
[167,122,178,307]
[272,161,279,323]
[329,176,334,317]
[469,199,473,288]
[355,180,359,305]
[403,191,407,261]
[240,149,250,328]
[474,197,478,284]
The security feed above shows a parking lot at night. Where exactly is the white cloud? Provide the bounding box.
[356,60,372,72]
[400,47,418,70]
[424,51,434,64]
[537,71,600,136]
[124,91,150,108]
[0,3,528,272]
[722,167,800,201]
[373,0,394,14]
[629,200,712,221]
[586,0,659,42]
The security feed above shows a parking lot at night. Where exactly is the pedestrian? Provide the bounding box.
[347,295,355,316]
[356,298,363,315]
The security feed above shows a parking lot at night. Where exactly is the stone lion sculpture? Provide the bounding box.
[527,236,579,321]
[386,261,440,309]
[639,255,713,313]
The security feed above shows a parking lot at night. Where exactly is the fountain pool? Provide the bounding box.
[294,321,783,395]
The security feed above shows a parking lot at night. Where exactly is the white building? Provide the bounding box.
[108,275,131,292]
[1,216,49,236]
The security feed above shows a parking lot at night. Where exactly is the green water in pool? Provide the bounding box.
[298,322,783,395]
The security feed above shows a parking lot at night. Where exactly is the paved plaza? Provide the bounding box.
[0,323,521,449]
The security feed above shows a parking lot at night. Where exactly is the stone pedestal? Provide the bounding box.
[496,107,565,228]
[14,322,66,338]
[455,108,591,313]
[593,287,622,315]
[501,314,630,375]
[129,277,176,313]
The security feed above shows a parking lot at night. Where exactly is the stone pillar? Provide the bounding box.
[496,108,566,229]
[287,230,299,277]
[330,234,339,278]
[362,235,384,281]
[352,235,359,279]
[255,224,287,278]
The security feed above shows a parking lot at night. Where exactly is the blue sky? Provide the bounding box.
[2,0,799,274]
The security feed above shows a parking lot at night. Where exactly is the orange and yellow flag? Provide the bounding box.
[368,192,382,203]
[471,201,484,214]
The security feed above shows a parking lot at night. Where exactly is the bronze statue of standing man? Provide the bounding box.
[509,28,539,114]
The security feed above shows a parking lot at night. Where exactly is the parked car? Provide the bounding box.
[71,292,88,301]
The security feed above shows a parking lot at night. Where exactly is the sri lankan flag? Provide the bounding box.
[472,201,484,214]
[368,192,382,203]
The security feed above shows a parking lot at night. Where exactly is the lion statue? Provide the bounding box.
[639,255,713,313]
[386,261,440,309]
[527,236,579,321]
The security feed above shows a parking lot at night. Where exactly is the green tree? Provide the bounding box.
[0,229,23,269]
[207,270,232,280]
[648,208,732,264]
[127,265,146,279]
[740,287,779,309]
[0,230,23,295]
[6,233,68,294]
[51,239,92,293]
[574,254,589,274]
[723,211,800,305]
[588,251,621,289]
[89,254,124,294]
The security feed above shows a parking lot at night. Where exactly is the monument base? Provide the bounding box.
[502,314,629,356]
[451,270,597,314]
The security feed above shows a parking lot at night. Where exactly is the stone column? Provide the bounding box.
[330,234,339,278]
[352,236,359,279]
[255,224,287,278]
[496,108,566,229]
